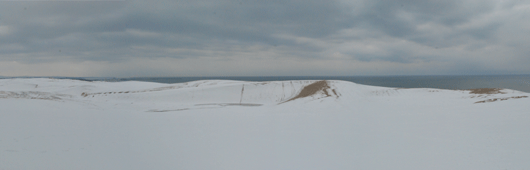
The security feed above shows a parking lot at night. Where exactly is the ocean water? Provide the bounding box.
[3,75,530,93]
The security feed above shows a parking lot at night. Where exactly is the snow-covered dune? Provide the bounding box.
[1,78,529,170]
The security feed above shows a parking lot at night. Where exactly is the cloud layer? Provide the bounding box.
[1,0,529,76]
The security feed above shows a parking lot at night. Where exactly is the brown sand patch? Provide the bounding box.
[284,80,331,103]
[468,88,505,94]
[475,96,528,104]
[332,89,338,96]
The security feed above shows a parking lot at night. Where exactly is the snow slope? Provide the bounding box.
[1,78,529,170]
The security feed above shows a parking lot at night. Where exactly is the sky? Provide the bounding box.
[0,0,529,77]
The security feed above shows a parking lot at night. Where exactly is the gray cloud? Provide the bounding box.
[0,0,529,76]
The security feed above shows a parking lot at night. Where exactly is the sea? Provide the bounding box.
[3,75,530,93]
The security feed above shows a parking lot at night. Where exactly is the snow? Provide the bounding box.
[1,78,529,170]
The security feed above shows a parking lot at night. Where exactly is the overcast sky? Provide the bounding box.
[0,0,529,77]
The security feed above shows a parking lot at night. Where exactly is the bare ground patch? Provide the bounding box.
[468,88,506,94]
[475,96,528,104]
[283,80,334,103]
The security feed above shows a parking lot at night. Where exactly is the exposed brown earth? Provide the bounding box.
[468,88,505,94]
[475,96,528,103]
[284,80,331,103]
[332,89,338,96]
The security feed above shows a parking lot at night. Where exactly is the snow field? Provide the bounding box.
[1,78,529,170]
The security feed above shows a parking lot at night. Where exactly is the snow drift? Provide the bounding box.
[1,78,530,170]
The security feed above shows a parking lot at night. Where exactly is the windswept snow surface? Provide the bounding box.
[1,78,530,170]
